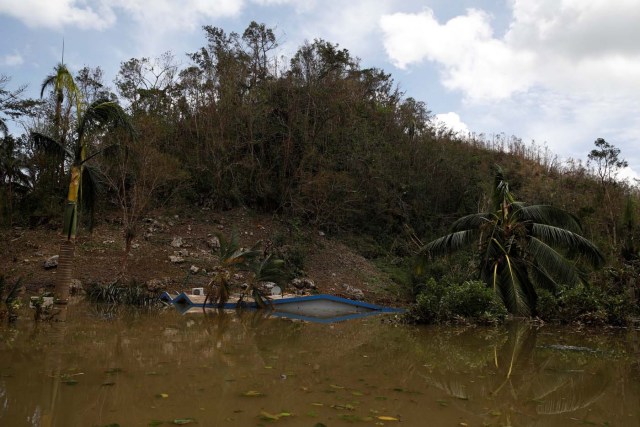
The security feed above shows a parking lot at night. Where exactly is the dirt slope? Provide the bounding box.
[0,208,405,306]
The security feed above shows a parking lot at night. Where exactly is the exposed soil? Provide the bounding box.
[0,208,406,306]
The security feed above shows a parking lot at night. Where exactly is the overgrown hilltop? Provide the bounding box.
[1,22,639,321]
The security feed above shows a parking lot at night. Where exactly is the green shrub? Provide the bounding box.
[439,280,507,323]
[536,284,636,326]
[408,278,445,323]
[557,284,608,325]
[535,288,559,321]
[406,279,507,324]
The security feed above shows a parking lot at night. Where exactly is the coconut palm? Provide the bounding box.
[33,97,133,303]
[418,167,604,316]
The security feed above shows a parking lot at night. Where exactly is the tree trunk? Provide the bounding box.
[54,164,81,304]
[54,240,74,304]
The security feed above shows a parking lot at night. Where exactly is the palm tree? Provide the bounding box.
[418,167,604,316]
[204,232,285,308]
[40,63,81,139]
[33,97,133,303]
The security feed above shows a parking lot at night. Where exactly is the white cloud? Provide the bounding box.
[380,8,534,100]
[0,0,244,32]
[381,1,640,176]
[283,0,395,60]
[435,112,469,136]
[1,53,24,66]
[0,0,116,30]
[380,1,640,101]
[251,0,309,6]
[111,0,244,32]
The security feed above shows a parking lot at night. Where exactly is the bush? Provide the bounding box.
[406,279,507,325]
[408,278,446,323]
[536,284,637,326]
[535,288,559,321]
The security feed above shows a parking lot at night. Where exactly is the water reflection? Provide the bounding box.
[0,305,638,426]
[420,323,624,426]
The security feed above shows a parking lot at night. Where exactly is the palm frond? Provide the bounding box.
[514,204,582,232]
[450,212,494,231]
[81,164,105,231]
[528,263,561,293]
[216,232,262,270]
[494,256,533,316]
[526,237,581,285]
[252,255,286,285]
[77,98,134,144]
[40,75,56,98]
[492,165,515,209]
[40,64,82,113]
[531,224,605,268]
[30,132,72,159]
[536,373,608,415]
[420,230,479,258]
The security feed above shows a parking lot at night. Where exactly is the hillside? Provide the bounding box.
[0,207,404,305]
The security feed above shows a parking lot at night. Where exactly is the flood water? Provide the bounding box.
[1,303,639,427]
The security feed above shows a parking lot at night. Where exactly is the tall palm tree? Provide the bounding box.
[33,97,133,303]
[40,63,81,140]
[418,167,604,316]
[40,64,82,190]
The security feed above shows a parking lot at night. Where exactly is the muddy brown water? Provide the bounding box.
[1,304,639,427]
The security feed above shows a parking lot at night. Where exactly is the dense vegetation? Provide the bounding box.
[1,22,639,323]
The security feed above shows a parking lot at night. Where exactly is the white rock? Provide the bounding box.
[342,284,365,300]
[169,255,185,264]
[43,255,59,269]
[207,236,220,249]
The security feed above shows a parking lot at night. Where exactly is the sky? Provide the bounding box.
[1,0,639,180]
